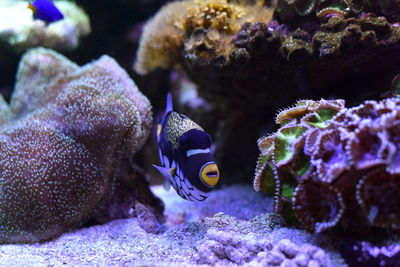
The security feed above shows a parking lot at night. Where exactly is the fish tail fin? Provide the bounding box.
[163,177,171,191]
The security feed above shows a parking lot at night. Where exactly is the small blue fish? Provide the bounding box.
[28,0,64,24]
[153,93,220,201]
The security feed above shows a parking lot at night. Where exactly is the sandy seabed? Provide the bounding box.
[0,185,346,266]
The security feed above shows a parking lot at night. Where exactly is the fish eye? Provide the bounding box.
[199,162,219,187]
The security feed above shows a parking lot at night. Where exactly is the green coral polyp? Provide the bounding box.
[274,0,387,18]
[305,108,338,128]
[258,160,276,194]
[293,150,311,177]
[282,184,296,199]
[279,168,299,199]
[274,126,308,165]
[316,0,350,17]
[254,99,344,226]
[294,0,317,16]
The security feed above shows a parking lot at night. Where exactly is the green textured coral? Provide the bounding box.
[255,97,400,233]
[254,99,343,216]
[305,108,339,128]
[274,126,308,165]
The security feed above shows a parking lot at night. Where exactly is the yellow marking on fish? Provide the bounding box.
[165,112,203,149]
[169,167,177,177]
[201,163,219,187]
[157,124,162,137]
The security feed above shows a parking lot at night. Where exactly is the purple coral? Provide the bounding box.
[311,128,348,182]
[0,48,156,243]
[293,177,345,233]
[339,240,400,267]
[195,229,334,266]
[356,168,400,228]
[255,97,400,233]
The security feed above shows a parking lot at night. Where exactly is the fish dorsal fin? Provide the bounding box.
[161,93,173,123]
[166,92,173,113]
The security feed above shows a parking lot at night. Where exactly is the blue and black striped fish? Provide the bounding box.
[153,93,220,201]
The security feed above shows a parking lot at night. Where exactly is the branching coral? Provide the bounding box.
[254,97,400,233]
[0,48,159,243]
[134,0,274,74]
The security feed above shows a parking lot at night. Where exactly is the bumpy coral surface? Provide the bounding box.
[0,48,158,243]
[134,0,274,74]
[195,229,334,266]
[338,239,400,267]
[254,97,400,233]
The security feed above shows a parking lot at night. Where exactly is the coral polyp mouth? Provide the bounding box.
[356,167,400,228]
[293,176,345,233]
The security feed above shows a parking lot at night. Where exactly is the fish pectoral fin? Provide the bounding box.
[152,164,176,191]
[153,164,170,177]
[169,167,177,177]
[163,177,171,191]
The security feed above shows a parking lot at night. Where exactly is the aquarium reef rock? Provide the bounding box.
[0,48,162,243]
[133,0,400,184]
[134,0,274,75]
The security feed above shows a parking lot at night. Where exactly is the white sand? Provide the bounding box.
[0,184,346,266]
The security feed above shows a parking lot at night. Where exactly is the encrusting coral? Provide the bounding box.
[254,97,400,234]
[135,0,400,91]
[338,239,400,267]
[273,0,350,18]
[134,0,274,74]
[195,229,334,266]
[272,0,400,20]
[0,48,161,243]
